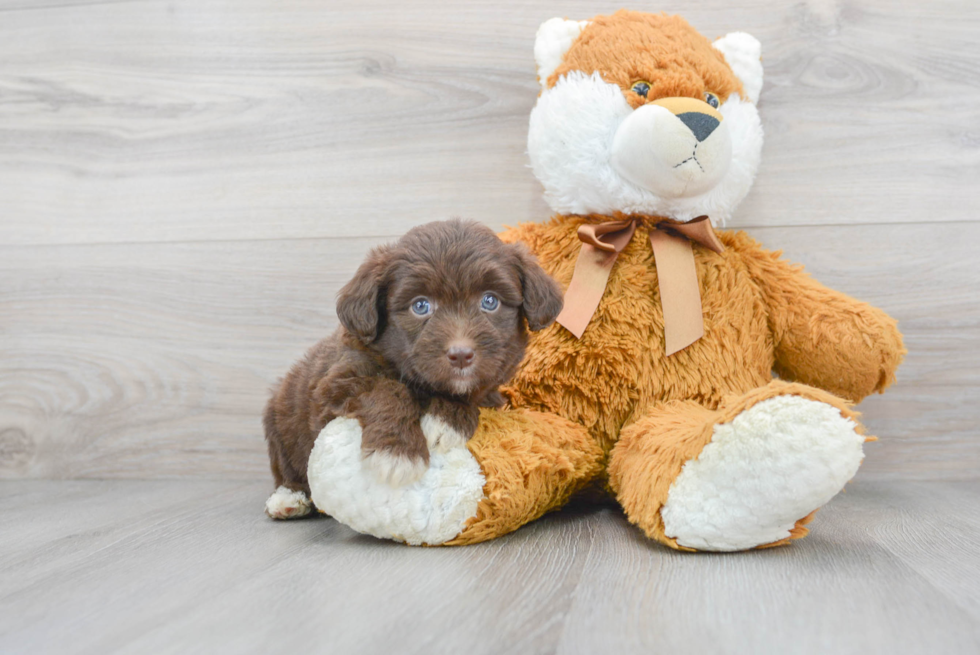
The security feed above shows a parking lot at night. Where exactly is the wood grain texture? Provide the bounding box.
[0,0,978,247]
[1,222,978,481]
[1,479,978,654]
[2,3,976,653]
[0,0,977,482]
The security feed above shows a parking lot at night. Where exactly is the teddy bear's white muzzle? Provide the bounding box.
[611,103,732,199]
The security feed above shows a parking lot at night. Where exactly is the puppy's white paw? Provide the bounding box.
[421,413,469,454]
[265,486,312,520]
[364,450,428,487]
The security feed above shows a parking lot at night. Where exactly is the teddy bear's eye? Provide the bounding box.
[631,81,651,97]
[704,92,720,108]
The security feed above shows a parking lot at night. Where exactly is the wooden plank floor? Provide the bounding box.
[2,479,979,654]
[1,2,978,653]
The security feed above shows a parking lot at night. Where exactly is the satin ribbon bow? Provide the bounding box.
[555,215,724,356]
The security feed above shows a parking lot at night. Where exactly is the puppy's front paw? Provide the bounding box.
[421,413,470,454]
[363,450,428,487]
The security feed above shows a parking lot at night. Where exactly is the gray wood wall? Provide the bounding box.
[2,0,977,482]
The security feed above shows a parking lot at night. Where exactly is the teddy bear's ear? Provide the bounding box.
[712,32,764,104]
[534,17,590,90]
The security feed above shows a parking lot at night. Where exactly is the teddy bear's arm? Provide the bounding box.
[733,233,906,403]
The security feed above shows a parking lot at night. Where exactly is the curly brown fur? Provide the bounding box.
[264,219,563,495]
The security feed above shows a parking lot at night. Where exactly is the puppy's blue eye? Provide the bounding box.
[705,92,720,108]
[411,298,431,316]
[480,293,499,312]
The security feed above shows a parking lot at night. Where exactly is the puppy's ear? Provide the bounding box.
[336,245,391,343]
[513,244,563,331]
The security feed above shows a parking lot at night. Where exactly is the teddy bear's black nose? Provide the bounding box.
[677,112,720,142]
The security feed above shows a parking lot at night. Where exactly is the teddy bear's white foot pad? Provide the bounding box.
[265,486,312,520]
[661,395,865,552]
[307,417,486,546]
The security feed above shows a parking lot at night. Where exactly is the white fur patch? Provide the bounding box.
[610,103,732,198]
[363,450,427,487]
[449,377,475,396]
[421,413,469,453]
[712,32,764,104]
[527,72,763,224]
[307,417,486,546]
[265,486,312,520]
[534,18,589,89]
[660,396,865,551]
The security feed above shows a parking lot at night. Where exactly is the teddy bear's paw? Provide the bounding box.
[660,395,865,552]
[363,450,428,487]
[307,417,486,545]
[265,486,312,520]
[421,413,469,454]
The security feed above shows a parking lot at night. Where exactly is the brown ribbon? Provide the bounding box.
[555,215,724,356]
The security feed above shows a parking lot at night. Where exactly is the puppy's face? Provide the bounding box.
[336,220,563,398]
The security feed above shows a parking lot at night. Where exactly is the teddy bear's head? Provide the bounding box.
[528,11,764,224]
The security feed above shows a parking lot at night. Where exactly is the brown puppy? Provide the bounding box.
[263,219,563,518]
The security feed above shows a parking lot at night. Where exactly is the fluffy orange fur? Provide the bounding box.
[448,217,904,548]
[548,11,744,107]
[445,408,603,546]
[443,11,905,550]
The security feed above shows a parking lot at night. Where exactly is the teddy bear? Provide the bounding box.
[302,10,905,552]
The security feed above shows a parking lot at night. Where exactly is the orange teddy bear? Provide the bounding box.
[303,10,905,552]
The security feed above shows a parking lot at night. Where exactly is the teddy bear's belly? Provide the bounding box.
[505,244,775,454]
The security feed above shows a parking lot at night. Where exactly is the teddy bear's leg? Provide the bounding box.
[444,408,604,545]
[307,408,603,546]
[608,380,868,552]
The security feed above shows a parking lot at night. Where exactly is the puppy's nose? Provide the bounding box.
[447,345,475,369]
[676,112,720,142]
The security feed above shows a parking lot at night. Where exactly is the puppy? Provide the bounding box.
[263,219,563,519]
